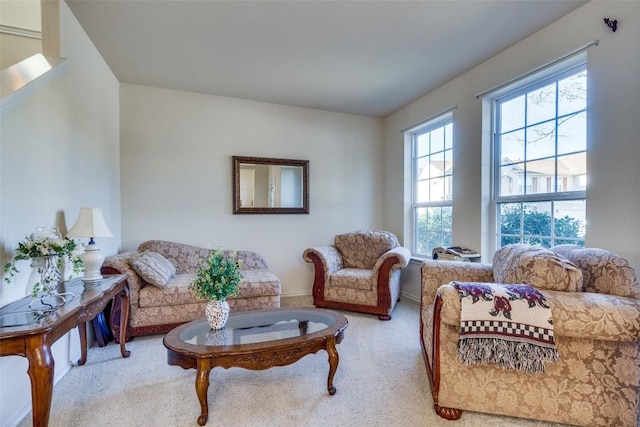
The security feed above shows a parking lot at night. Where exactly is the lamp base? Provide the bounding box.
[81,275,103,284]
[80,241,105,284]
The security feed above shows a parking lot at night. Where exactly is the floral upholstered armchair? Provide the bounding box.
[303,230,410,320]
[420,244,640,426]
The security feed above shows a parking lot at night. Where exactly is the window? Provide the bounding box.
[410,115,453,257]
[493,64,587,248]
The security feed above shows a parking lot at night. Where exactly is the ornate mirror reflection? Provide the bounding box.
[232,156,309,214]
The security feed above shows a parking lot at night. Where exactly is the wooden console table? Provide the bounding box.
[0,274,130,427]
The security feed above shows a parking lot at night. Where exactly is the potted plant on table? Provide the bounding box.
[3,228,84,298]
[188,248,243,329]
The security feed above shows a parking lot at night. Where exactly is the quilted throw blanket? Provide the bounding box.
[452,281,559,373]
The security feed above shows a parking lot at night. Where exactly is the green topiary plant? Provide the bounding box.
[189,248,243,301]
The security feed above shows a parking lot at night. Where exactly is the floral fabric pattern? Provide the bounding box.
[103,240,281,337]
[139,240,269,272]
[552,244,640,298]
[137,271,280,308]
[334,230,399,269]
[129,251,177,288]
[421,260,494,309]
[103,251,143,306]
[128,296,280,330]
[302,246,343,285]
[420,248,640,426]
[329,268,373,291]
[437,284,640,343]
[435,321,640,426]
[492,244,583,292]
[303,231,410,316]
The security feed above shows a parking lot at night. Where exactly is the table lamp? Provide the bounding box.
[67,207,114,283]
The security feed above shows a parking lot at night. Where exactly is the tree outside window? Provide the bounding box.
[499,201,585,247]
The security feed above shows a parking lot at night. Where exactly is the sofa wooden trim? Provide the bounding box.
[419,293,462,420]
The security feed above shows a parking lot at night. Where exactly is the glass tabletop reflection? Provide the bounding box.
[178,309,337,347]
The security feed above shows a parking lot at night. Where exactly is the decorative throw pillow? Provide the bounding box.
[130,251,177,288]
[552,244,640,298]
[493,244,583,292]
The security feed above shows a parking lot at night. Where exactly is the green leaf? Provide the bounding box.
[188,248,243,301]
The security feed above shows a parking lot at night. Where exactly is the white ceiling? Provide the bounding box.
[65,0,586,118]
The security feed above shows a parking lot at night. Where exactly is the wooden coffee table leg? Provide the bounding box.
[195,359,212,426]
[326,336,339,395]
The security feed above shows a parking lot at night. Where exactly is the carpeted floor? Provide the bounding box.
[17,297,569,427]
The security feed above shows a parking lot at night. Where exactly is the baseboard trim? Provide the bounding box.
[281,291,313,298]
[400,292,420,303]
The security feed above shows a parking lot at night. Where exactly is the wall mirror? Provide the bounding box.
[232,156,309,214]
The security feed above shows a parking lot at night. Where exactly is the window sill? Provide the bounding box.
[409,256,430,265]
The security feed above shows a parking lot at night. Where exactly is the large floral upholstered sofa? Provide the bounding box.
[303,230,410,320]
[101,240,281,339]
[421,244,640,426]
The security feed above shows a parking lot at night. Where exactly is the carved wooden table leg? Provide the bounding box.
[326,336,339,395]
[77,321,88,365]
[195,359,212,426]
[118,288,131,358]
[26,335,54,427]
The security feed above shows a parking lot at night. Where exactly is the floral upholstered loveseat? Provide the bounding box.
[421,244,640,426]
[303,230,410,320]
[102,240,281,339]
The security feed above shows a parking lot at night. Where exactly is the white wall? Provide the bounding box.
[120,84,384,296]
[385,1,640,299]
[0,1,120,425]
[0,0,41,29]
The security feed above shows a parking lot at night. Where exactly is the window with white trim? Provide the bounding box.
[493,64,587,248]
[410,115,453,257]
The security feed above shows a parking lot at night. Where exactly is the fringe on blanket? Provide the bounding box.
[457,337,559,373]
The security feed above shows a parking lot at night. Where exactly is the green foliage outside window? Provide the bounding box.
[415,206,452,255]
[499,204,584,248]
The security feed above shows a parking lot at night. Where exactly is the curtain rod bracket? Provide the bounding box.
[604,18,617,32]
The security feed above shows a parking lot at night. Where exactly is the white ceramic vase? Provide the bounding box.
[205,299,230,330]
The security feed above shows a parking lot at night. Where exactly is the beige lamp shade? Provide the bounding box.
[67,207,114,238]
[67,208,113,283]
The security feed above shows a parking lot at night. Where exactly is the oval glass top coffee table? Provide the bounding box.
[163,307,348,426]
